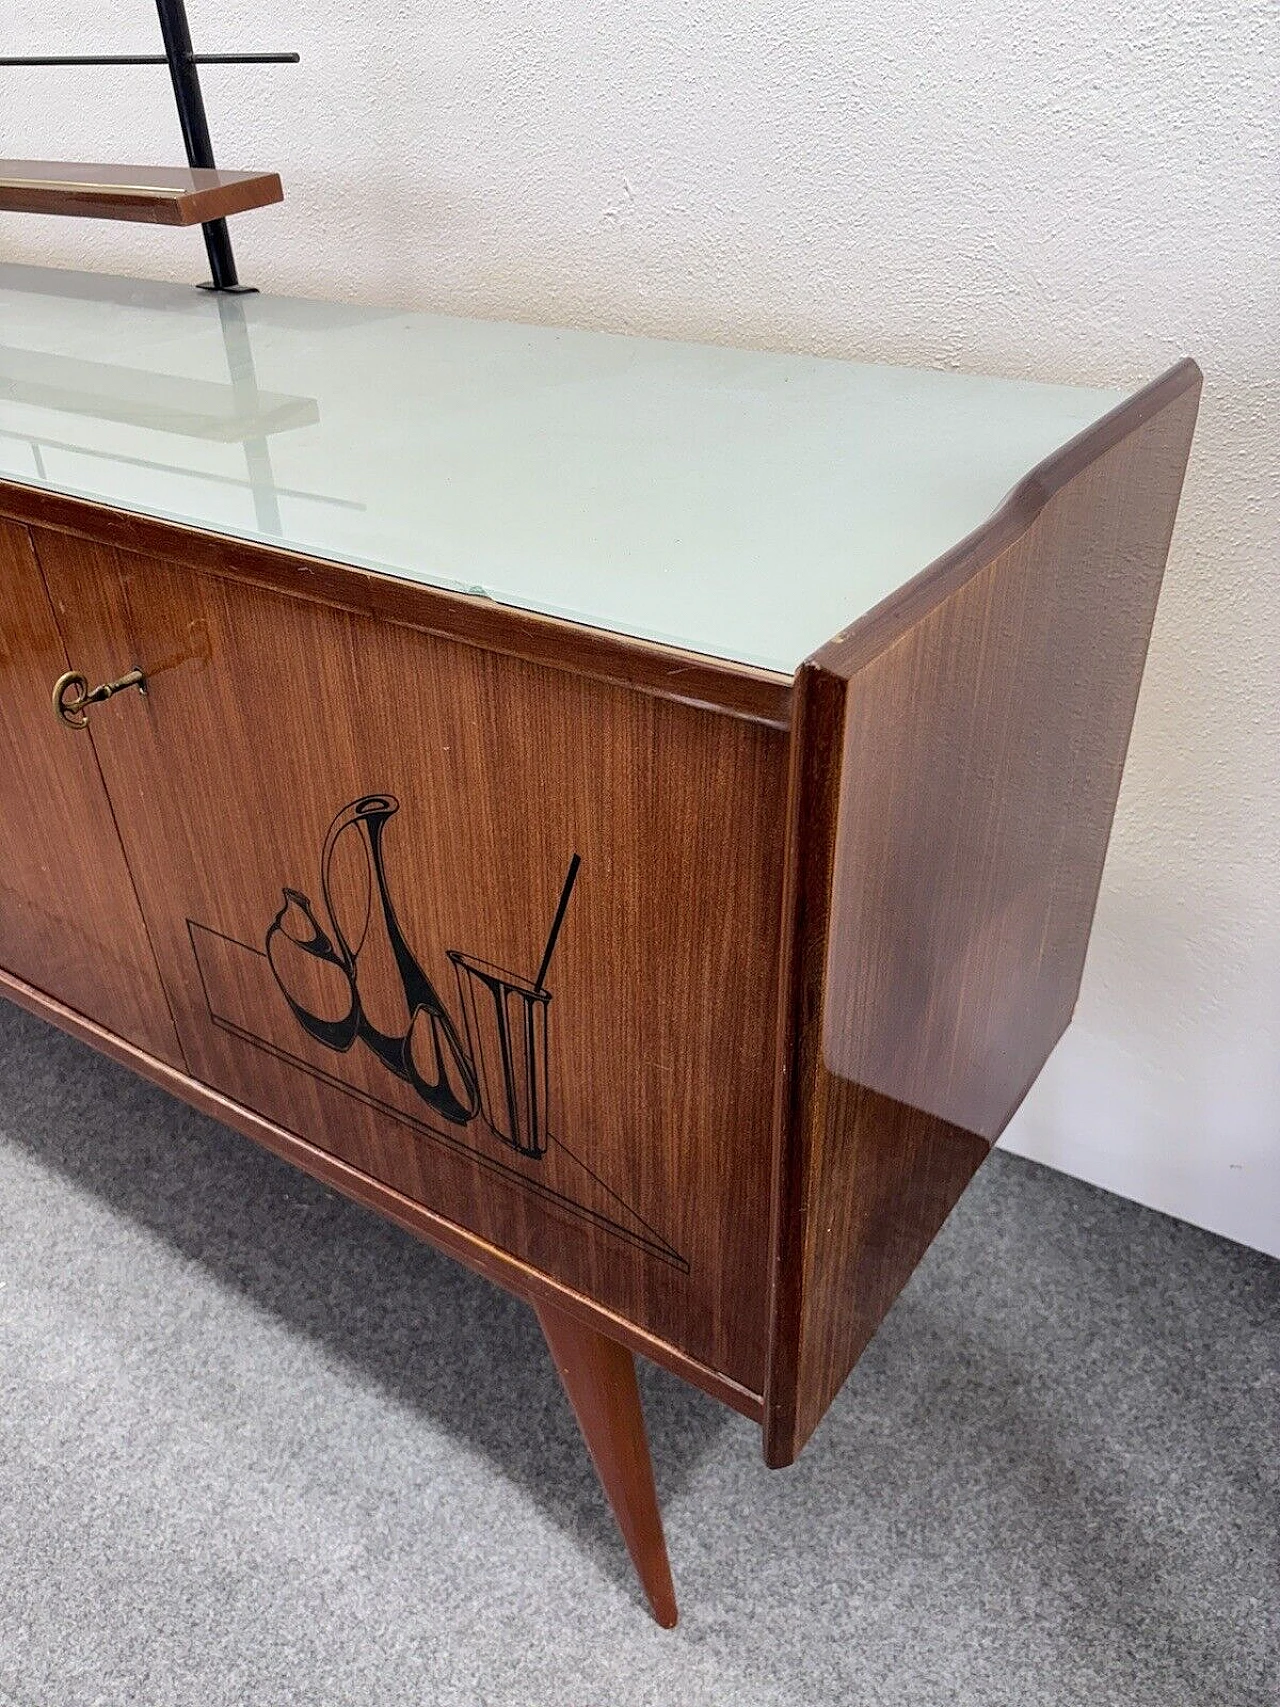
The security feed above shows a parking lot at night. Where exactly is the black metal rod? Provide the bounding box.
[151,0,238,290]
[195,216,239,293]
[154,0,217,170]
[1,0,296,294]
[0,54,298,66]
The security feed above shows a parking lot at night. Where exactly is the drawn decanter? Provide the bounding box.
[265,794,479,1126]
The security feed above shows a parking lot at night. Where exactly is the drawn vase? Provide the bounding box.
[266,886,360,1052]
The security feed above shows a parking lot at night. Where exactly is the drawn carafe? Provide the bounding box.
[267,794,478,1126]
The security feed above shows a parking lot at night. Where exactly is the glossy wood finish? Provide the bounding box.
[0,160,283,226]
[764,361,1203,1464]
[534,1294,678,1627]
[0,518,181,1062]
[36,529,789,1394]
[0,483,792,731]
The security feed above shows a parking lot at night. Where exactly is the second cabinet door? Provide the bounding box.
[39,528,788,1392]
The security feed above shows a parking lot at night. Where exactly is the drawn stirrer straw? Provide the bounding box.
[534,854,581,992]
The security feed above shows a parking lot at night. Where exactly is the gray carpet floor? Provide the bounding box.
[0,998,1274,1707]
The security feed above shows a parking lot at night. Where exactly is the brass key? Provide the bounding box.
[52,667,147,730]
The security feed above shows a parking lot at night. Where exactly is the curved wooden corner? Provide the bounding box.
[812,359,1203,682]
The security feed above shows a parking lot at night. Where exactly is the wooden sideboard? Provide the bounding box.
[0,266,1200,1624]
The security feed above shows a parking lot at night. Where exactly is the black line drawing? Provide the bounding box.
[187,795,686,1270]
[446,855,579,1159]
[265,795,479,1125]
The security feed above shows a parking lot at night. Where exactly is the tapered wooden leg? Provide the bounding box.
[533,1296,679,1627]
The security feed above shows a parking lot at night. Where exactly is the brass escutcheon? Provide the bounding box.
[53,667,147,730]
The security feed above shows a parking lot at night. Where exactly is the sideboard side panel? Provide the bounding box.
[766,364,1203,1463]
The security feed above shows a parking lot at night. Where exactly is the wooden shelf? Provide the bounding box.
[0,160,282,226]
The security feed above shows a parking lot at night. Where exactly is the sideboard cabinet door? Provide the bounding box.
[0,521,182,1064]
[38,529,789,1393]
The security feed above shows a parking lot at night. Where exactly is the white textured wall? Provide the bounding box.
[4,2,1278,1254]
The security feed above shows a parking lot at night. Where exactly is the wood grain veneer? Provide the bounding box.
[35,530,789,1394]
[0,518,182,1063]
[764,360,1203,1464]
[0,160,283,226]
[0,482,792,730]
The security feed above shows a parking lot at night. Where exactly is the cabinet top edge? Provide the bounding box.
[0,478,794,729]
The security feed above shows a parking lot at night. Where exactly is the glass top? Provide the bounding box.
[0,264,1126,675]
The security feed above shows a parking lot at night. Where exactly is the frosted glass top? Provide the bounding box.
[0,265,1125,675]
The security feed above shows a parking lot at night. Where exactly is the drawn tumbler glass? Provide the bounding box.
[447,951,551,1158]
